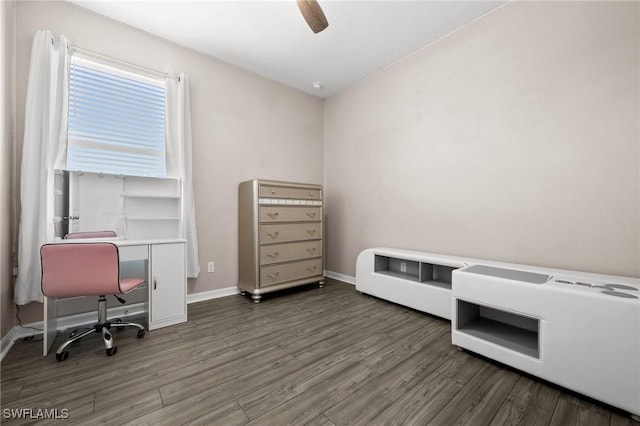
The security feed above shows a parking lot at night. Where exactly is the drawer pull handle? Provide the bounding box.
[307,265,317,272]
[271,189,276,195]
[267,272,280,279]
[267,212,279,219]
[306,229,316,235]
[267,251,279,258]
[306,212,316,218]
[309,192,314,197]
[266,231,279,239]
[306,247,316,253]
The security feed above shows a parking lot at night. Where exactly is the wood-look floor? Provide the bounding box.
[1,279,636,425]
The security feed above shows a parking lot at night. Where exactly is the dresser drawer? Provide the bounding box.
[259,185,321,200]
[260,258,323,287]
[259,206,321,223]
[259,223,321,244]
[260,240,322,265]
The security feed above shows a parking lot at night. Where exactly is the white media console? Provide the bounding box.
[355,247,640,420]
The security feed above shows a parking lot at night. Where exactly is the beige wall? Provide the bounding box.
[12,1,324,323]
[1,1,15,338]
[325,1,640,278]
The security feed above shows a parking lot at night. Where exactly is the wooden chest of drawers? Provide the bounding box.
[238,179,324,302]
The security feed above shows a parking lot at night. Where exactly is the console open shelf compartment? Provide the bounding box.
[420,263,455,289]
[374,255,455,289]
[456,299,539,358]
[360,249,468,320]
[374,255,420,281]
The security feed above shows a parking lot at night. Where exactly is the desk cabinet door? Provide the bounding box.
[150,243,186,328]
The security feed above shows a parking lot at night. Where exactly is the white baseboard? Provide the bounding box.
[0,303,145,362]
[1,287,242,360]
[2,282,334,360]
[324,270,356,285]
[186,279,357,303]
[1,326,31,361]
[187,286,239,304]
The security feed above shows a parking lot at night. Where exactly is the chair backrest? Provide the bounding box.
[64,231,117,239]
[41,243,121,298]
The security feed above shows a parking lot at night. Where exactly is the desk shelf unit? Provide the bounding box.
[122,177,182,240]
[62,172,183,241]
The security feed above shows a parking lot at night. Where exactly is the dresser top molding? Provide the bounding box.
[249,179,322,190]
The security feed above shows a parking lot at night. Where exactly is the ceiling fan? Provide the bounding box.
[296,0,329,33]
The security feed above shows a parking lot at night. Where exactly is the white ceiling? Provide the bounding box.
[69,0,506,98]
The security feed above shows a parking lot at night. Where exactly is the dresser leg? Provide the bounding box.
[251,294,262,303]
[239,290,246,296]
[318,280,325,288]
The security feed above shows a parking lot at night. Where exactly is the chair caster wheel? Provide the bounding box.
[56,351,69,362]
[137,329,146,338]
[106,347,118,356]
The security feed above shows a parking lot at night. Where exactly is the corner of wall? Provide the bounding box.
[1,0,17,340]
[322,96,327,194]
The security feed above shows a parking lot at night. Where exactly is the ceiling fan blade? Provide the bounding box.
[296,0,329,34]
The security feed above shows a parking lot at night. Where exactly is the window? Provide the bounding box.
[67,56,167,177]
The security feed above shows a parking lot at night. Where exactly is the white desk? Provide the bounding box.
[43,238,187,356]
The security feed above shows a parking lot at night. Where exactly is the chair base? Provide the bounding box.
[55,296,145,361]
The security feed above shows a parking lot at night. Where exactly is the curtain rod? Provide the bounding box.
[52,37,179,81]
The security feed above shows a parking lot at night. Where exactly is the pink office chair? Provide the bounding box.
[64,230,117,239]
[40,242,146,361]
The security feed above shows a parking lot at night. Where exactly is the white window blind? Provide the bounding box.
[67,56,167,177]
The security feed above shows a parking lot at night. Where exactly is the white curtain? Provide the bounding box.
[166,74,200,278]
[15,30,69,304]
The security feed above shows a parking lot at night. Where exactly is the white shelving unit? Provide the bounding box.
[122,176,182,240]
[62,172,183,241]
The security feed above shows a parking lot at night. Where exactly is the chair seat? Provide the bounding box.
[120,277,146,293]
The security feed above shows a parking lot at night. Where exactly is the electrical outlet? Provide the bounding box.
[207,261,215,273]
[400,262,407,273]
